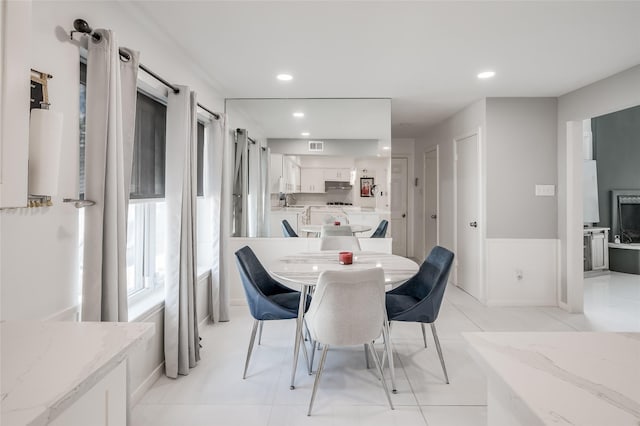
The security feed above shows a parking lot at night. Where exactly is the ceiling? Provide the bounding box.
[131,1,640,138]
[225,98,391,140]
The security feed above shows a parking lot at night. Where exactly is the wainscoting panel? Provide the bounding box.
[485,239,558,306]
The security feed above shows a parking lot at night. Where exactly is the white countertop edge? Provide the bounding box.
[1,322,155,426]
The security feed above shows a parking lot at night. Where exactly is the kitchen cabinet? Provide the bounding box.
[50,361,126,426]
[281,156,301,193]
[301,168,325,193]
[323,168,352,182]
[583,227,609,272]
[270,153,283,193]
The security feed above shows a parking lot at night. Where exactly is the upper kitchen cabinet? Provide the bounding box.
[270,153,283,193]
[323,168,352,182]
[0,0,31,208]
[300,168,324,193]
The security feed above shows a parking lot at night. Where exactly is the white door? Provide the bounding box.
[456,133,482,300]
[424,148,438,259]
[391,158,408,256]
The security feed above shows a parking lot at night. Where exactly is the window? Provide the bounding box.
[79,61,168,300]
[130,92,166,199]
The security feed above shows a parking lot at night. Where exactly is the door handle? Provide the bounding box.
[402,213,406,218]
[430,214,437,219]
[469,221,477,228]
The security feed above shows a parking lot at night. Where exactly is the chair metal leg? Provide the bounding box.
[367,342,394,410]
[383,320,397,393]
[243,320,260,379]
[430,323,449,384]
[290,286,309,390]
[307,344,329,416]
[310,341,318,373]
[300,328,312,375]
[364,343,371,369]
[258,321,264,345]
[421,323,428,348]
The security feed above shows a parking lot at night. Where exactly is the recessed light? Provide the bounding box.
[477,71,496,79]
[301,132,310,136]
[293,112,304,118]
[382,146,390,150]
[277,74,293,81]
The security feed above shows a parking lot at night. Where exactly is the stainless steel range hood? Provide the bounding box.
[325,180,353,190]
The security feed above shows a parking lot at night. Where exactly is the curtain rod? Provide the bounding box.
[71,19,221,120]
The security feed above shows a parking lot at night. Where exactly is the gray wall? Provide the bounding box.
[486,98,558,239]
[592,105,640,232]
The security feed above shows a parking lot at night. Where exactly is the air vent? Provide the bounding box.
[308,140,324,152]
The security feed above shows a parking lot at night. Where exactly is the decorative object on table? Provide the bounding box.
[371,220,389,238]
[319,236,361,251]
[234,246,311,379]
[334,220,341,226]
[281,219,298,237]
[338,251,353,265]
[360,177,374,197]
[305,268,394,415]
[385,245,454,385]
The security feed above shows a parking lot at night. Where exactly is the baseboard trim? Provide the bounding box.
[131,362,164,406]
[485,299,557,307]
[45,304,80,322]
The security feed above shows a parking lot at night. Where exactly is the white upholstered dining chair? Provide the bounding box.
[320,224,353,237]
[304,268,394,415]
[319,236,361,251]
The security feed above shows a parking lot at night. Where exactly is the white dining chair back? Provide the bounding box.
[306,268,385,346]
[319,236,361,251]
[304,268,393,414]
[321,225,353,237]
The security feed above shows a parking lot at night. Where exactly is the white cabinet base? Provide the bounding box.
[50,361,127,426]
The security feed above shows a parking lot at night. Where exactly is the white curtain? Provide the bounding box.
[247,141,261,237]
[82,30,138,322]
[164,86,200,378]
[204,115,226,322]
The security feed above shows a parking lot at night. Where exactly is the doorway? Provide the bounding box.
[424,147,439,259]
[455,131,483,301]
[391,157,408,256]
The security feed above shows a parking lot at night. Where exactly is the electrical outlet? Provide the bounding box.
[535,184,555,196]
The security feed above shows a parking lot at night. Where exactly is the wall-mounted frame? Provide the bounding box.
[30,69,51,110]
[360,177,374,197]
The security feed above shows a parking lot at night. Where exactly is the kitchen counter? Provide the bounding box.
[1,321,155,426]
[463,332,640,426]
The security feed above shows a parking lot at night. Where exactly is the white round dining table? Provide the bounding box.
[299,224,372,236]
[267,250,419,391]
[269,250,418,286]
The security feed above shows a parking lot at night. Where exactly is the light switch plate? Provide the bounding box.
[535,184,555,196]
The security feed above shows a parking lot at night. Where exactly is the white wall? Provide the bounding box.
[415,99,487,256]
[557,64,640,310]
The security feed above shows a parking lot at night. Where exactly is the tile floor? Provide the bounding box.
[132,272,639,426]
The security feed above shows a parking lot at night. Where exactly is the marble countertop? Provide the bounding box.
[463,332,640,425]
[1,321,155,426]
[608,242,640,250]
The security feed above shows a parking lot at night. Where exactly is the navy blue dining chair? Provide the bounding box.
[235,246,309,378]
[371,220,388,238]
[281,220,298,237]
[385,246,454,383]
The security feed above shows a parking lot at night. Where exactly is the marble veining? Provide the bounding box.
[1,321,154,426]
[268,251,419,286]
[464,332,640,425]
